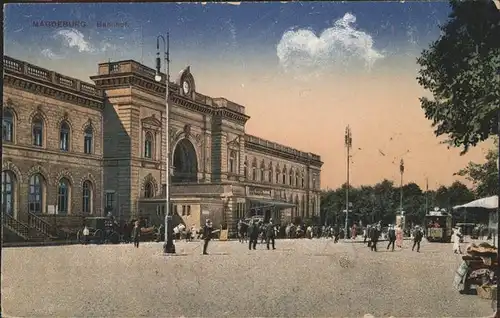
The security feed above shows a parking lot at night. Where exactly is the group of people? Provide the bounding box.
[363,223,424,252]
[237,219,277,251]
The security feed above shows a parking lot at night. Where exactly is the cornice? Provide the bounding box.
[92,72,249,125]
[245,142,323,167]
[4,73,104,111]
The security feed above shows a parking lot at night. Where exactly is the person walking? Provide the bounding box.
[248,219,259,250]
[452,227,463,254]
[266,219,276,250]
[132,221,141,248]
[202,219,213,255]
[387,225,396,251]
[370,225,380,252]
[412,226,423,252]
[363,227,368,243]
[395,225,403,248]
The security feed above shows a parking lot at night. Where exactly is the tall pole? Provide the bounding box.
[399,159,405,230]
[156,33,175,254]
[425,177,429,218]
[344,125,352,237]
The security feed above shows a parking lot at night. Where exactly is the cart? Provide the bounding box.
[453,244,498,294]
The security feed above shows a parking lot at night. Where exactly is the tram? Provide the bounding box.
[424,208,453,243]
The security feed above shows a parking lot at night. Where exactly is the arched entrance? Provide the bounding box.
[172,138,198,183]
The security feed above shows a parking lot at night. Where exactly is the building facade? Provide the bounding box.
[2,56,322,236]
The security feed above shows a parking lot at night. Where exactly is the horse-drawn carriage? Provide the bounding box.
[77,217,121,244]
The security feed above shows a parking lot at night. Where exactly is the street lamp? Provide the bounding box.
[344,125,352,237]
[155,33,175,254]
[399,158,405,230]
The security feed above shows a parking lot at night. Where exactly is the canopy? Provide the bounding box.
[453,195,498,210]
[247,198,296,209]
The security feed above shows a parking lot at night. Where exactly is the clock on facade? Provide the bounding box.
[182,80,190,95]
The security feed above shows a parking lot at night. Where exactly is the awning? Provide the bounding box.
[453,195,498,210]
[247,198,296,209]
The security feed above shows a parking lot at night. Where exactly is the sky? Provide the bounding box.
[4,2,494,190]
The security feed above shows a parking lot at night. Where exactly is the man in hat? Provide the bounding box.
[370,224,381,252]
[248,219,259,250]
[202,219,213,255]
[266,218,276,250]
[387,225,396,251]
[412,226,423,252]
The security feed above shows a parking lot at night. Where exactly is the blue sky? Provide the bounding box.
[4,2,452,76]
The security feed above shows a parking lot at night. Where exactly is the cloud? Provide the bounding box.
[40,48,65,60]
[54,29,94,52]
[276,13,384,77]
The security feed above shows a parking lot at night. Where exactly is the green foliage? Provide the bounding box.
[456,137,499,197]
[320,180,476,226]
[416,0,500,154]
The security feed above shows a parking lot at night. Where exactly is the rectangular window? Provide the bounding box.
[33,129,43,146]
[105,192,115,210]
[182,205,186,216]
[2,120,13,142]
[187,205,191,216]
[60,132,69,151]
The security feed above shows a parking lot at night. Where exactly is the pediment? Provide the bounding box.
[141,115,162,127]
[227,137,240,149]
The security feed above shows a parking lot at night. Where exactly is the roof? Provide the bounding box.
[453,195,498,210]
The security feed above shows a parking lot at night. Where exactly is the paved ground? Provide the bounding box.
[2,238,494,317]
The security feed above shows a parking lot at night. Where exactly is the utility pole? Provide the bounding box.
[155,33,175,254]
[344,125,352,237]
[425,177,429,218]
[399,159,405,230]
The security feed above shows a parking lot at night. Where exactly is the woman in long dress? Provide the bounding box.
[396,225,403,248]
[452,227,463,254]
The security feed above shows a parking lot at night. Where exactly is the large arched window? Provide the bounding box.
[144,182,154,198]
[82,181,92,214]
[228,150,237,174]
[32,116,44,147]
[84,126,93,154]
[28,174,44,214]
[2,171,16,216]
[282,167,286,184]
[260,161,265,182]
[268,163,273,183]
[2,109,14,142]
[144,132,153,159]
[60,122,70,151]
[57,178,70,214]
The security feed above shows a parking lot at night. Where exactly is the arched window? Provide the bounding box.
[268,164,273,183]
[289,170,293,186]
[82,181,92,214]
[311,197,316,216]
[260,161,265,182]
[312,176,316,190]
[275,166,280,184]
[301,173,305,188]
[32,117,44,147]
[2,109,14,142]
[84,126,93,154]
[282,167,286,184]
[60,122,70,151]
[28,174,44,214]
[57,178,70,215]
[243,157,248,178]
[228,150,237,173]
[144,182,154,198]
[295,172,299,187]
[2,171,15,215]
[144,132,153,159]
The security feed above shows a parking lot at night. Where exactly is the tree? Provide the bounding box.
[416,0,500,154]
[456,137,499,197]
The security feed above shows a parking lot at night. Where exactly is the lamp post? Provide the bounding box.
[344,125,352,237]
[155,33,175,254]
[399,159,405,230]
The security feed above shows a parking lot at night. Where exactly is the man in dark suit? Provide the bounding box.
[266,219,276,250]
[202,219,213,255]
[370,225,380,252]
[248,219,259,250]
[412,226,423,252]
[387,225,396,251]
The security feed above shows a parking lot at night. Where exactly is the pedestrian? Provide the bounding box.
[412,226,423,252]
[363,227,368,243]
[132,221,141,248]
[387,225,396,251]
[370,225,380,252]
[266,219,276,250]
[452,227,463,254]
[83,226,90,245]
[202,219,213,255]
[351,224,357,240]
[395,225,403,248]
[248,219,259,250]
